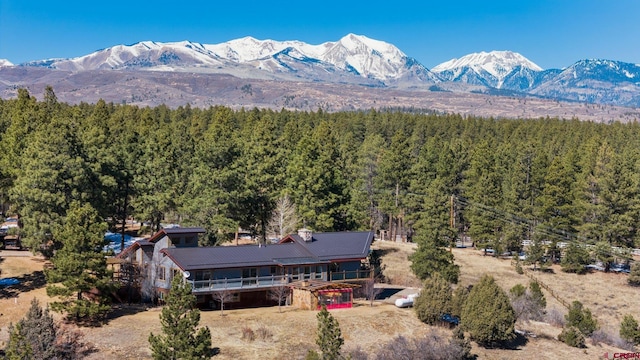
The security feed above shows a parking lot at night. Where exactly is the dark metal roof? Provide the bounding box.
[163,242,317,271]
[162,227,206,235]
[291,231,374,261]
[163,231,373,271]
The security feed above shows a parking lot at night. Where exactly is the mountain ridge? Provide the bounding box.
[4,34,640,107]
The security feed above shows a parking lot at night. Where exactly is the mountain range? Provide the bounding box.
[1,34,640,111]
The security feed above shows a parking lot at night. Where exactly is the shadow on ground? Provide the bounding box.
[0,270,46,299]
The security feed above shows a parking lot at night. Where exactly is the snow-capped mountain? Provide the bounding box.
[21,34,437,86]
[530,59,640,107]
[8,35,640,108]
[432,51,543,90]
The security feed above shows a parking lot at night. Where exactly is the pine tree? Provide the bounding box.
[628,262,640,286]
[414,273,452,325]
[149,277,212,359]
[461,274,516,347]
[565,301,598,336]
[10,298,58,359]
[45,201,114,322]
[620,314,640,345]
[4,322,33,360]
[315,305,344,360]
[561,242,590,274]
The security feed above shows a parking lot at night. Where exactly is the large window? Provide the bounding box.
[157,266,166,281]
[242,268,257,286]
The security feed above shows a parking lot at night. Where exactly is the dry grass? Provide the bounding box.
[1,244,638,359]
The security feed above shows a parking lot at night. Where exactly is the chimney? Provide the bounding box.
[298,228,313,242]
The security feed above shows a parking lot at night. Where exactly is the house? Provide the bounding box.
[115,227,374,310]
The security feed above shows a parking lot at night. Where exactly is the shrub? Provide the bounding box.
[305,349,321,360]
[565,301,598,336]
[242,327,256,342]
[451,285,470,319]
[620,314,640,345]
[591,328,637,351]
[558,326,585,348]
[374,330,473,360]
[628,262,640,287]
[545,307,566,327]
[515,261,524,274]
[255,326,273,341]
[461,274,516,347]
[509,284,526,297]
[414,273,452,325]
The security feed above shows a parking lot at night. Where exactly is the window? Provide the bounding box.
[242,268,257,278]
[303,266,312,280]
[185,236,196,245]
[270,266,278,275]
[157,266,166,281]
[315,265,324,279]
[242,268,257,286]
[195,270,212,281]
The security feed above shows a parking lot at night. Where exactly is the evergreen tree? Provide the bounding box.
[461,274,516,347]
[592,241,614,272]
[286,121,349,231]
[414,273,452,325]
[628,262,640,286]
[45,201,114,322]
[464,141,503,252]
[565,301,598,336]
[620,314,640,345]
[315,305,344,360]
[149,277,213,360]
[7,298,58,359]
[4,322,33,360]
[561,242,590,274]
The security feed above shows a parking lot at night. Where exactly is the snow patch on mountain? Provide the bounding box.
[0,59,13,67]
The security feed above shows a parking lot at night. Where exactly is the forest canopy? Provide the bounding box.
[2,87,640,254]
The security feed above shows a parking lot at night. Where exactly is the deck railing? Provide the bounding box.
[190,274,289,292]
[329,269,372,281]
[189,269,373,292]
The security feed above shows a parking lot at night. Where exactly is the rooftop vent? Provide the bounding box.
[298,228,313,242]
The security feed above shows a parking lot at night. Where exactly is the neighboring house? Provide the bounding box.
[115,227,374,309]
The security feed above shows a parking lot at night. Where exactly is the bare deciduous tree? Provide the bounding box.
[362,278,382,307]
[267,195,299,241]
[212,288,234,316]
[269,283,291,312]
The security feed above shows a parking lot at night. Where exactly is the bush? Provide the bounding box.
[565,301,598,336]
[255,326,273,341]
[242,327,255,342]
[628,263,640,287]
[414,273,452,325]
[461,274,516,347]
[515,261,524,274]
[451,285,470,319]
[558,326,586,348]
[545,307,566,327]
[374,330,473,360]
[591,328,637,351]
[509,284,526,298]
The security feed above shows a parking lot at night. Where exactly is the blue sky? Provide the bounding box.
[1,0,638,69]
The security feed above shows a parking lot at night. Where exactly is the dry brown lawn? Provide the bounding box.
[1,243,638,359]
